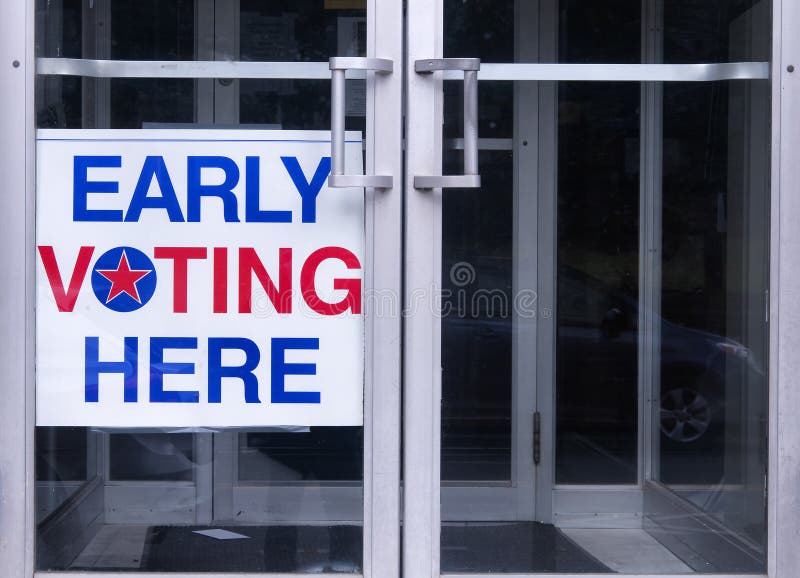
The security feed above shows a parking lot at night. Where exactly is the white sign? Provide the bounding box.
[36,130,364,427]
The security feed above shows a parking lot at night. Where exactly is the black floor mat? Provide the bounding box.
[139,522,610,574]
[441,522,614,573]
[141,525,362,573]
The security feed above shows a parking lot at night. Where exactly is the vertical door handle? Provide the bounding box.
[328,57,394,188]
[413,58,481,189]
[533,411,541,466]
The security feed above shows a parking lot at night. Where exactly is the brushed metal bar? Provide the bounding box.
[36,57,365,79]
[328,57,394,189]
[413,58,482,189]
[441,61,770,81]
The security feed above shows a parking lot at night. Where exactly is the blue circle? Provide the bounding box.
[91,246,157,312]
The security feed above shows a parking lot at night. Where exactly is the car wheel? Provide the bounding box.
[660,386,712,443]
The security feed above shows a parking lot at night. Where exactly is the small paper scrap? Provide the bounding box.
[192,529,251,540]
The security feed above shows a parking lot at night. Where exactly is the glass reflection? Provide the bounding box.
[556,82,640,484]
[442,149,514,483]
[239,0,365,129]
[239,428,363,482]
[653,78,769,569]
[645,1,771,570]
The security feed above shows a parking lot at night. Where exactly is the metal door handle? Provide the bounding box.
[329,57,393,189]
[413,58,481,189]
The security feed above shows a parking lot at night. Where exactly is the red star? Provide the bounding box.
[96,251,152,304]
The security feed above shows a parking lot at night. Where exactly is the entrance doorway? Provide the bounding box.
[32,0,771,575]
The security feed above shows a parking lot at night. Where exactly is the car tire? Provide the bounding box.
[660,385,713,443]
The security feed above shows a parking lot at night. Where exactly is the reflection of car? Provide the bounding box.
[556,265,762,439]
[441,260,764,482]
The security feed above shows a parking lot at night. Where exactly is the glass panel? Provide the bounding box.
[108,0,195,128]
[556,0,641,486]
[442,147,514,484]
[35,0,82,128]
[644,2,771,573]
[443,0,765,65]
[238,428,363,482]
[443,0,513,63]
[36,0,196,129]
[555,82,640,485]
[441,4,516,489]
[37,427,88,482]
[653,79,769,572]
[35,0,365,573]
[664,0,768,63]
[36,427,89,523]
[239,0,366,129]
[443,0,640,64]
[109,434,194,482]
[440,0,769,574]
[558,0,640,64]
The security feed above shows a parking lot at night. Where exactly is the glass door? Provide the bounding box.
[404,0,771,575]
[33,0,402,575]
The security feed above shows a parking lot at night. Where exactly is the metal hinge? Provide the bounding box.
[533,411,541,466]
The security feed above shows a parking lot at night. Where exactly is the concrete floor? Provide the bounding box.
[562,528,693,574]
[71,524,149,569]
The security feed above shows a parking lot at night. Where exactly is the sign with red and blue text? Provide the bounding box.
[36,130,364,427]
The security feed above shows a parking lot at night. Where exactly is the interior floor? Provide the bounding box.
[69,524,362,573]
[561,528,692,574]
[66,522,692,574]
